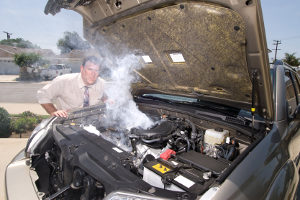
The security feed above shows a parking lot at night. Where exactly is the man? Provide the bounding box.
[37,56,106,117]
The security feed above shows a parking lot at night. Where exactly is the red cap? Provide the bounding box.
[160,149,176,160]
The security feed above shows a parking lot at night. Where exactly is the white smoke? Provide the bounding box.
[103,54,154,130]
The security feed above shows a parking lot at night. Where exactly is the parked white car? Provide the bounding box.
[40,64,72,80]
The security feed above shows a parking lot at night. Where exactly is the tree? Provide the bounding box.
[57,31,90,54]
[0,38,40,49]
[14,53,42,80]
[283,53,300,67]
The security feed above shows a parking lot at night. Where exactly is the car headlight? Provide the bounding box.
[25,117,54,157]
[103,191,171,200]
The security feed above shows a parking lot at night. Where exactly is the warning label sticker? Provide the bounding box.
[152,164,171,174]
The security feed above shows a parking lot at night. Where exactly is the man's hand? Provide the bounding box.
[104,98,115,105]
[51,110,68,118]
[41,103,68,118]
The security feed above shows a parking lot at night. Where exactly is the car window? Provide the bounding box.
[291,72,300,102]
[56,65,63,69]
[285,70,297,114]
[270,68,274,86]
[49,65,57,70]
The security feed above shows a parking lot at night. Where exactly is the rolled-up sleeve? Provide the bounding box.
[37,79,61,104]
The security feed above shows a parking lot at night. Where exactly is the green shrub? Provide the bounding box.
[20,111,37,118]
[11,117,27,134]
[0,107,12,137]
[10,111,40,134]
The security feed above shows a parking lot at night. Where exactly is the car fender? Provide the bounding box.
[264,160,298,200]
[212,125,290,200]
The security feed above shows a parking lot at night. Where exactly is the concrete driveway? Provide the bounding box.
[0,138,28,200]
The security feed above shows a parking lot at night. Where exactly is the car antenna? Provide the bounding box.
[251,70,258,142]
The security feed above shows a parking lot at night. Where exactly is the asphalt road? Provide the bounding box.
[0,81,48,115]
[0,82,46,103]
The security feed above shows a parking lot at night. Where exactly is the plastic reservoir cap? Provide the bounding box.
[160,149,176,160]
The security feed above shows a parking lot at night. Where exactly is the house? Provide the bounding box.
[0,45,96,74]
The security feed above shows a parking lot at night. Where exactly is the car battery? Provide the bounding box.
[143,159,211,194]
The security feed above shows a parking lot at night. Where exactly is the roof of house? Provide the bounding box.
[59,49,97,59]
[0,44,56,58]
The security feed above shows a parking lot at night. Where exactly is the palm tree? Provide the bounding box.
[283,53,300,67]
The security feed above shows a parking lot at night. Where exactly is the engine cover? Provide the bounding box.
[131,120,174,140]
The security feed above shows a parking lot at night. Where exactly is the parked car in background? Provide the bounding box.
[40,64,72,80]
[5,0,300,200]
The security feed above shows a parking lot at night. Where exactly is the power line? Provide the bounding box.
[272,40,281,61]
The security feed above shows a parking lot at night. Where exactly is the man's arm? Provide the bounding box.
[41,103,68,117]
[38,76,68,117]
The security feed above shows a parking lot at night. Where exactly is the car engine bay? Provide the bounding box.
[29,103,263,200]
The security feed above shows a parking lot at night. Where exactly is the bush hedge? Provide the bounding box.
[10,111,43,134]
[0,107,12,137]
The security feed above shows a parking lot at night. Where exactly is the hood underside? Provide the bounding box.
[45,0,273,120]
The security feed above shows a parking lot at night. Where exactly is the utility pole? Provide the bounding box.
[272,40,281,61]
[3,31,13,40]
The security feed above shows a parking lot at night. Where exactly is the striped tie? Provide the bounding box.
[83,86,89,107]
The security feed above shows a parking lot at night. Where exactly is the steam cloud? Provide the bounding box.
[101,53,154,130]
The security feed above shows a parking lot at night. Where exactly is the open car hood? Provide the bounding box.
[45,0,273,120]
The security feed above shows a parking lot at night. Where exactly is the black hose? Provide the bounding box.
[189,139,196,150]
[175,137,190,151]
[184,119,197,140]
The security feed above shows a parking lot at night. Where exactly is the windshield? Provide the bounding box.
[49,65,57,70]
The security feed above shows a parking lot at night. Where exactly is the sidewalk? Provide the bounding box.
[0,103,48,115]
[0,75,18,82]
[0,75,48,84]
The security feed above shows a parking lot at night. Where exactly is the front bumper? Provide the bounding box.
[5,154,39,200]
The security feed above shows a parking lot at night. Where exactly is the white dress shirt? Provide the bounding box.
[37,73,105,111]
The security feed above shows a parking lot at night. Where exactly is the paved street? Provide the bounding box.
[0,82,46,103]
[0,76,48,115]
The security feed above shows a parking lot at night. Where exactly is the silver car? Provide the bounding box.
[40,64,72,80]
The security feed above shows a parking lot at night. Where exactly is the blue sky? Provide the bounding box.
[0,0,299,60]
[0,0,82,54]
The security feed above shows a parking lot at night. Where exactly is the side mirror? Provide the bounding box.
[293,104,300,120]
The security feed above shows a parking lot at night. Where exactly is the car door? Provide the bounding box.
[262,66,300,200]
[284,69,300,167]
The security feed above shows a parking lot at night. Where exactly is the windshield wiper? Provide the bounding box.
[136,95,176,104]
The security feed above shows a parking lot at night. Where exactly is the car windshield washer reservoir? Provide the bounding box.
[204,128,229,145]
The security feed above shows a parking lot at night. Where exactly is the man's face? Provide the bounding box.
[80,61,100,85]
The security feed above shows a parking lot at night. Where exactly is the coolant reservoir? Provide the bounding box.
[204,128,229,145]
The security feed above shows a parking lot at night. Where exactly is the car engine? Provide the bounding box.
[29,104,253,200]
